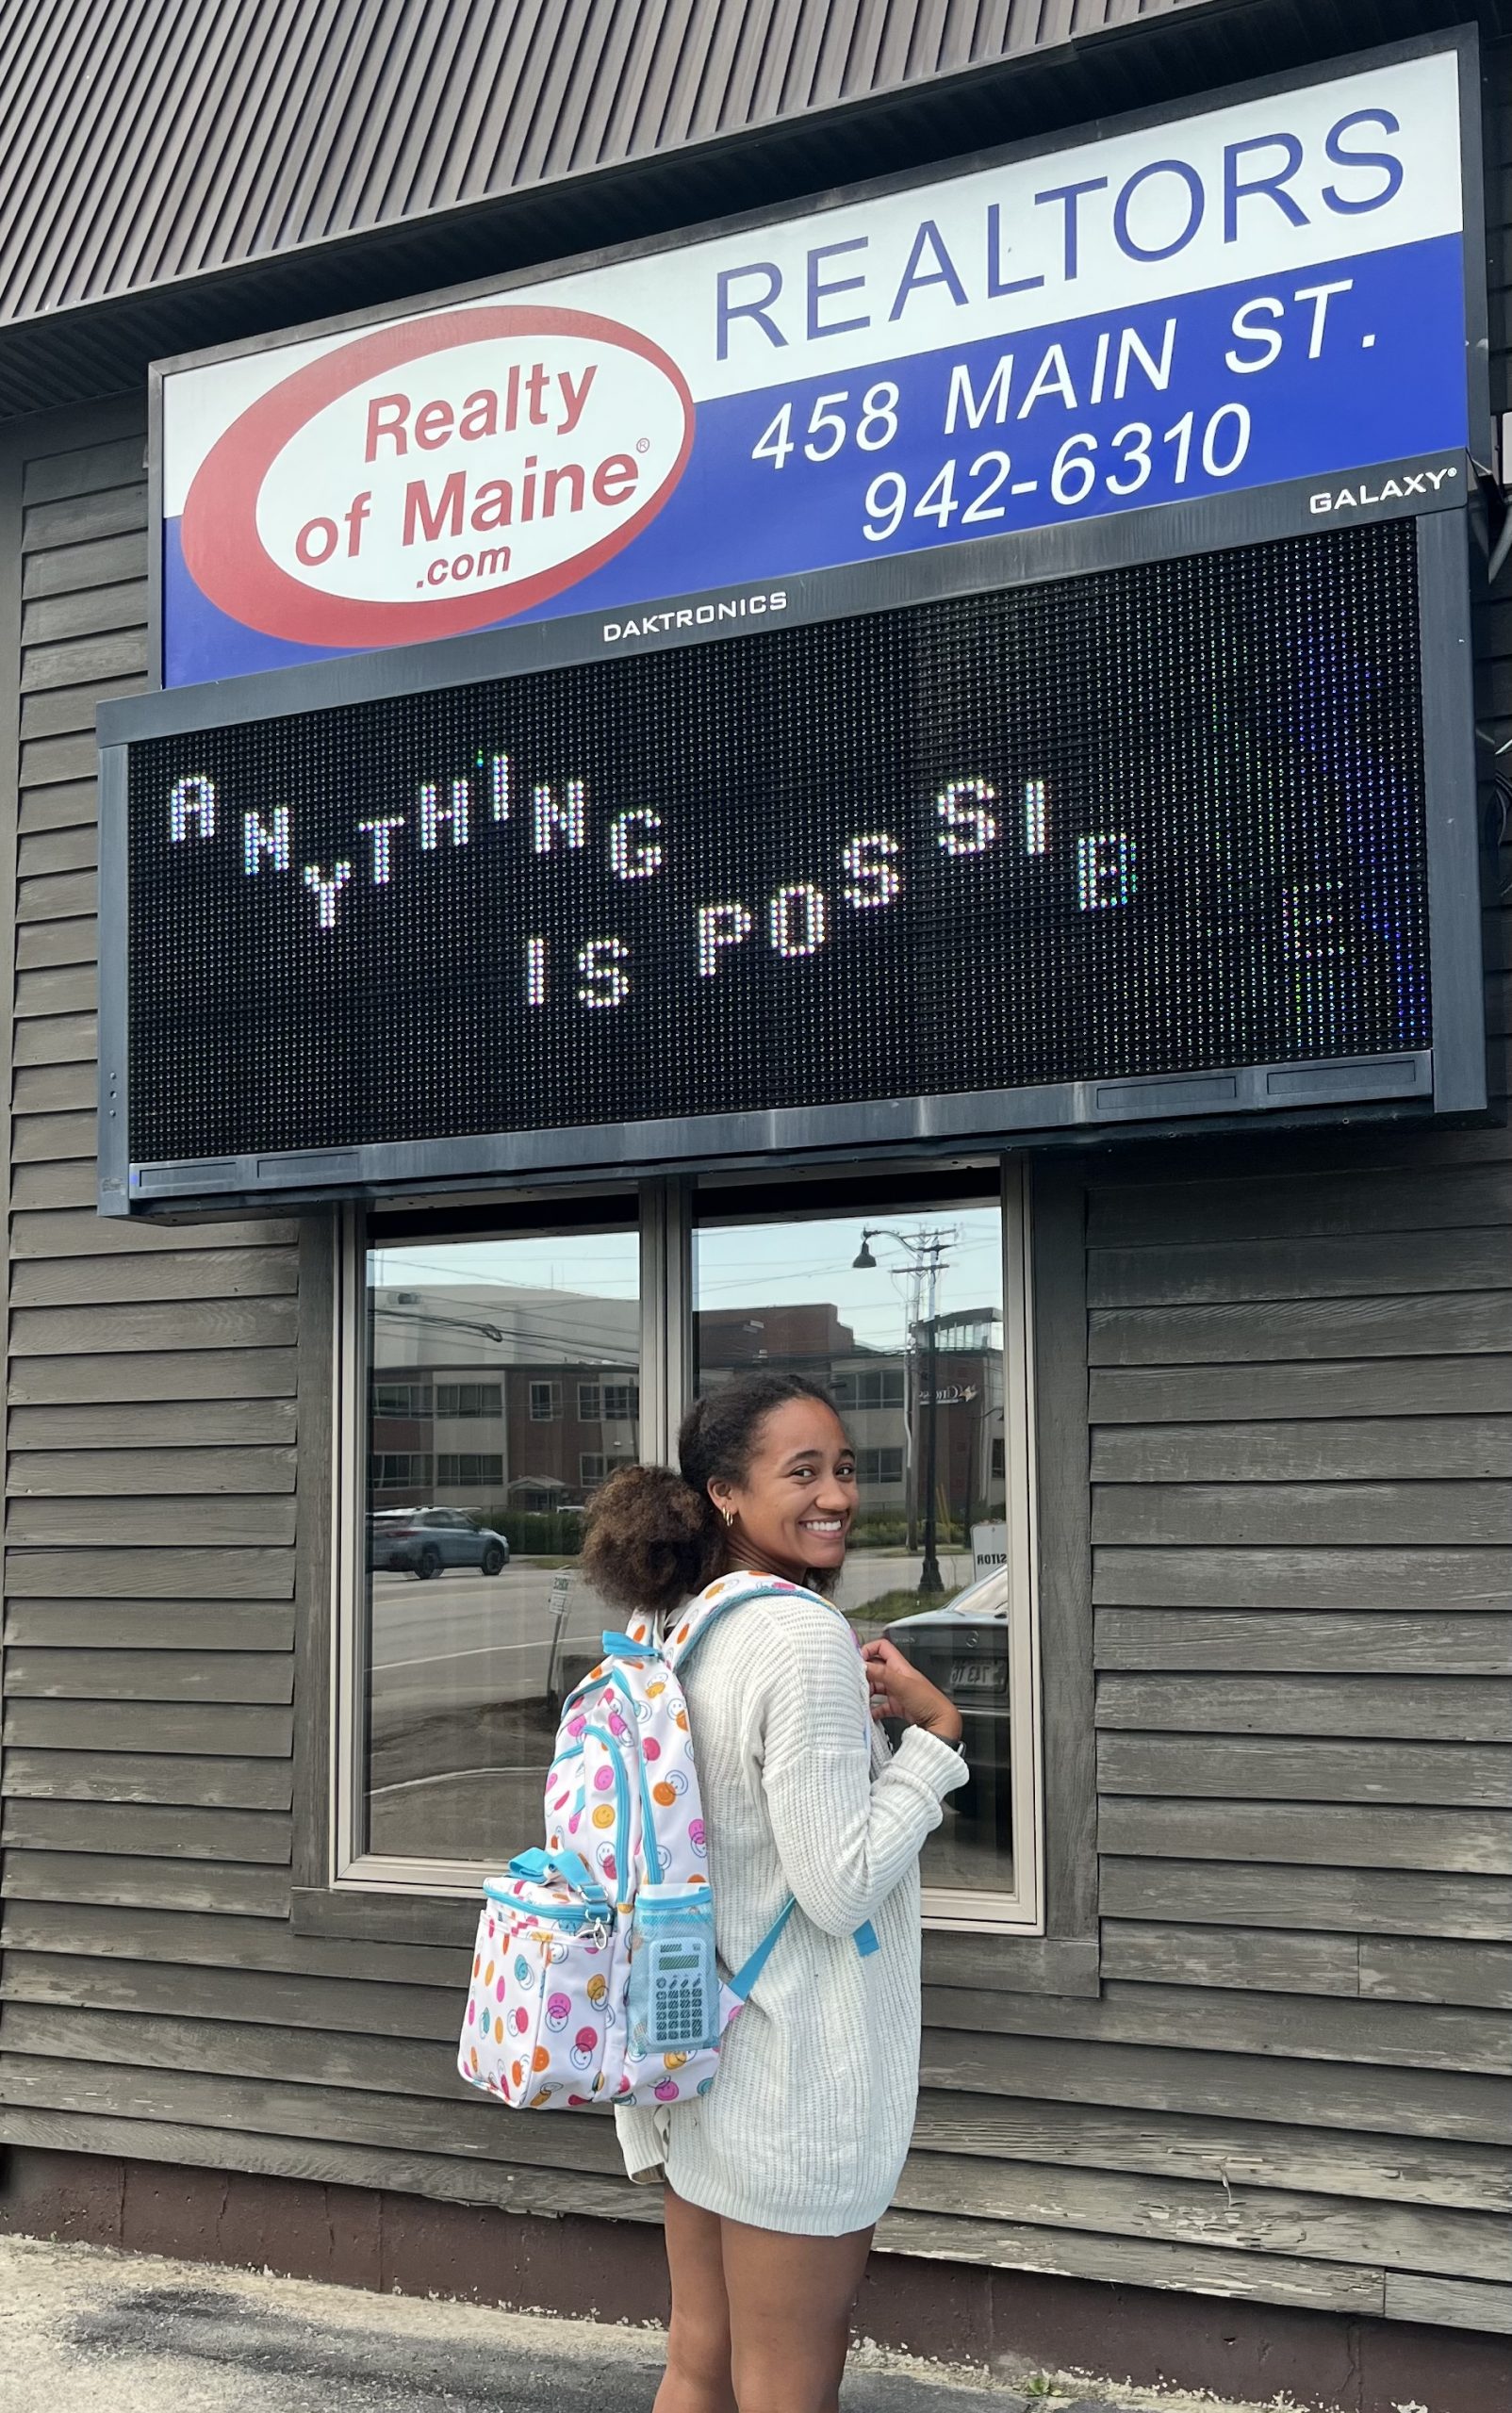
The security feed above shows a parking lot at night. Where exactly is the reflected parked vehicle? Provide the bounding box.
[883,1567,1010,1825]
[370,1506,511,1579]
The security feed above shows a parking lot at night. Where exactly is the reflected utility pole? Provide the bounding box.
[853,1225,957,1595]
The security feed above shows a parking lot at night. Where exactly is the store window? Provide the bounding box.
[341,1174,1039,1927]
[353,1215,639,1870]
[692,1181,1036,1923]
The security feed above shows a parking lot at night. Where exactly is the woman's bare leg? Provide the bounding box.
[720,2214,874,2413]
[654,2185,737,2413]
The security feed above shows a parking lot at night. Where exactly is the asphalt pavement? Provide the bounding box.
[0,2238,1261,2413]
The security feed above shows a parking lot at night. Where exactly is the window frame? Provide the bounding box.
[436,1452,503,1487]
[298,1165,1095,1986]
[855,1444,906,1486]
[369,1451,434,1490]
[436,1380,501,1420]
[835,1368,907,1413]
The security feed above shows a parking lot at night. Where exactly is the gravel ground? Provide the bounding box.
[0,2236,1310,2413]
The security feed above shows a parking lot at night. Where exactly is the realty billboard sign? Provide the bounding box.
[102,37,1487,1217]
[155,41,1477,686]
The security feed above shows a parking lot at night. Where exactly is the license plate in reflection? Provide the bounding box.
[951,1661,1005,1690]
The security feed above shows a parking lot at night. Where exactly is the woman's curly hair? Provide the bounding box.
[581,1371,838,1622]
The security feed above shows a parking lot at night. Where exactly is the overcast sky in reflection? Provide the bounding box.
[372,1206,1002,1354]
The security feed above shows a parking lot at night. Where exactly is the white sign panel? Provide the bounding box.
[158,46,1470,682]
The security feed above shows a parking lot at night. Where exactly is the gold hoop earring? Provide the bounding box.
[722,1506,735,1528]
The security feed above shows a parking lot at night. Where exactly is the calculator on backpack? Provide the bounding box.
[647,1933,718,2051]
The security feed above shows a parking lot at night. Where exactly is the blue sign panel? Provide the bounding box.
[157,46,1472,685]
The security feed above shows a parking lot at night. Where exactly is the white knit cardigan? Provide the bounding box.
[615,1581,968,2236]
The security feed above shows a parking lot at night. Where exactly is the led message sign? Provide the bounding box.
[104,518,1466,1210]
[156,43,1473,684]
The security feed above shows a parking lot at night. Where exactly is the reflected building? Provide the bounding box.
[369,1284,640,1520]
[371,1284,1003,1548]
[697,1301,1005,1541]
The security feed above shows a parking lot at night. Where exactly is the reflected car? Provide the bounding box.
[883,1567,1010,1823]
[370,1506,511,1579]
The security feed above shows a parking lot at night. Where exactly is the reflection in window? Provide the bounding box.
[436,1453,504,1486]
[371,1451,433,1492]
[833,1368,906,1411]
[694,1196,1014,1904]
[436,1382,502,1418]
[362,1223,637,1865]
[857,1445,905,1486]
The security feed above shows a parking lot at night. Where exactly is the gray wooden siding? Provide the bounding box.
[2,38,1511,2339]
[1071,61,1512,2317]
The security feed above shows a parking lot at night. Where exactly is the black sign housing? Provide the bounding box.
[98,492,1486,1216]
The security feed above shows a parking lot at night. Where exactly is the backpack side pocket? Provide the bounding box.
[459,1882,617,2109]
[627,1882,719,2056]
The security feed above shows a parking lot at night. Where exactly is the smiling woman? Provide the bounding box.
[692,1189,1024,1912]
[576,1368,968,2409]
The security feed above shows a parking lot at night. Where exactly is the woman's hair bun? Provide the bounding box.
[580,1462,720,1619]
[579,1372,843,1621]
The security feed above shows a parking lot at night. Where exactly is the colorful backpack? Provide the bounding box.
[457,1570,876,2113]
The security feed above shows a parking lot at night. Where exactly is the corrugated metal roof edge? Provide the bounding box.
[0,0,1494,422]
[0,0,1226,328]
[0,0,1252,330]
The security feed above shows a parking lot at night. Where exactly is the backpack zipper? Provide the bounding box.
[483,1888,603,1926]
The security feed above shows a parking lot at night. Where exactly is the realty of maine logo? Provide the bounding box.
[181,305,696,647]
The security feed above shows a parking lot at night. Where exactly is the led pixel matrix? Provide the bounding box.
[127,520,1430,1166]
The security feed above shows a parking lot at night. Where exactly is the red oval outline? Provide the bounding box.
[180,305,695,648]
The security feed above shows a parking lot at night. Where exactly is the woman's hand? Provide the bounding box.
[860,1637,963,1746]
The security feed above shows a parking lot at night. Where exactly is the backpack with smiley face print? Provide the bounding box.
[458,1571,874,2114]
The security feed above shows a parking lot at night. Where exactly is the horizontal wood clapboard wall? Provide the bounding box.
[1,51,1510,2335]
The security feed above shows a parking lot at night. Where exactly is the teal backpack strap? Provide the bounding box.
[726,1897,797,2003]
[676,1581,884,1966]
[506,1846,610,1910]
[727,1896,877,1996]
[671,1577,834,1673]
